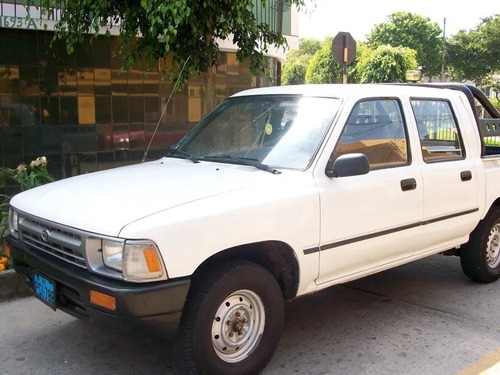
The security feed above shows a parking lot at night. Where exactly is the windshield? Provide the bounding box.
[175,95,340,170]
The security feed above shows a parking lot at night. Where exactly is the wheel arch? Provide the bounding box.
[488,198,500,213]
[190,241,300,300]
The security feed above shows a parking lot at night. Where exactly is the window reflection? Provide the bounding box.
[0,29,275,185]
[78,97,95,125]
[58,69,77,95]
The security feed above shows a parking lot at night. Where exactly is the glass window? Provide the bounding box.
[95,96,111,123]
[94,40,111,69]
[76,41,94,68]
[19,96,40,126]
[332,99,408,169]
[144,71,159,96]
[60,96,78,125]
[19,66,40,95]
[18,35,38,66]
[188,84,202,123]
[129,123,145,149]
[78,97,96,125]
[111,70,127,96]
[58,69,77,96]
[95,69,111,95]
[129,96,144,123]
[77,68,95,95]
[56,40,76,68]
[0,32,19,65]
[40,66,59,96]
[145,97,159,123]
[0,66,20,95]
[41,96,60,125]
[38,33,58,67]
[178,96,339,170]
[410,99,464,162]
[112,96,128,123]
[128,70,144,95]
[79,153,98,174]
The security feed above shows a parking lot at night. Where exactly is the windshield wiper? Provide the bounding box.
[166,147,200,164]
[200,155,281,174]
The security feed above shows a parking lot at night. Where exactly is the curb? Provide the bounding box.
[0,269,31,303]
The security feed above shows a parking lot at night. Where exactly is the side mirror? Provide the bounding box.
[326,153,370,178]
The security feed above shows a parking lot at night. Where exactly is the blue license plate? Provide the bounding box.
[33,273,56,310]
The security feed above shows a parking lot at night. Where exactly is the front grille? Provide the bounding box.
[19,217,87,269]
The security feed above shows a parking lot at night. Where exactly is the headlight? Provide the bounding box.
[102,239,124,271]
[9,209,19,237]
[123,241,164,281]
[102,239,165,281]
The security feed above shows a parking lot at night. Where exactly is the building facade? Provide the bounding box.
[0,0,298,192]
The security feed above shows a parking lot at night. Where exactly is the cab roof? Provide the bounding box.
[230,83,471,101]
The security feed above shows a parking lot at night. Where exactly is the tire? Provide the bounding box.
[460,207,500,283]
[175,260,284,375]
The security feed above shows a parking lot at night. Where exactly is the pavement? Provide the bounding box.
[1,255,499,375]
[0,269,31,302]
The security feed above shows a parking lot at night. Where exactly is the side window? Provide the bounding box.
[331,99,408,170]
[410,99,464,162]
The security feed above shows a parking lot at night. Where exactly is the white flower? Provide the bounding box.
[14,164,27,175]
[30,156,47,168]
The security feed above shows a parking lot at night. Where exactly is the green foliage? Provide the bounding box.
[282,38,322,85]
[294,38,322,56]
[446,15,500,85]
[368,12,442,78]
[348,42,371,83]
[0,157,55,268]
[282,61,308,85]
[36,0,307,83]
[356,45,418,83]
[305,39,343,84]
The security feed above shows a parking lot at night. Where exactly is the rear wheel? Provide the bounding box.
[175,260,284,375]
[460,207,500,283]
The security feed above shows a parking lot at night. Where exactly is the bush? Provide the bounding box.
[0,156,55,271]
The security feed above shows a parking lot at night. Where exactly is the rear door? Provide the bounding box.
[409,97,480,249]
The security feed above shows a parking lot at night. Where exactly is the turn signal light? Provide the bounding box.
[143,248,161,273]
[90,290,116,311]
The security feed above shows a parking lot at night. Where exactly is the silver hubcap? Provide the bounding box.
[486,223,500,268]
[211,289,265,363]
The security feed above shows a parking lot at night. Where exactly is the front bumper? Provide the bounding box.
[6,235,190,339]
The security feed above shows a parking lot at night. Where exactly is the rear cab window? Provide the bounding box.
[410,99,465,162]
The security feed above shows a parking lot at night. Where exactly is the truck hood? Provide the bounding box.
[10,158,278,236]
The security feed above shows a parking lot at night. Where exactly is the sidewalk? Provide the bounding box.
[0,269,31,302]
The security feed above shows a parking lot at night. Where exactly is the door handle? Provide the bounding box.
[401,178,417,191]
[461,170,472,181]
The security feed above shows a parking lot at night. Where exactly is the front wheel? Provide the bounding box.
[460,207,500,283]
[175,260,284,375]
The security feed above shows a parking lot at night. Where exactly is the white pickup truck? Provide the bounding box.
[6,83,500,375]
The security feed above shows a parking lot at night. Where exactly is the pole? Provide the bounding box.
[343,35,348,84]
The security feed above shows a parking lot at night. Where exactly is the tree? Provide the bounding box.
[478,15,500,73]
[348,42,371,83]
[282,38,321,85]
[305,38,343,84]
[355,45,418,83]
[37,0,307,110]
[446,15,500,85]
[367,12,442,79]
[282,59,308,85]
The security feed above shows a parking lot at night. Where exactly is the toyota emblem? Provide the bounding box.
[41,229,50,242]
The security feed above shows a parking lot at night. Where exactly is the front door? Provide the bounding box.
[316,98,424,285]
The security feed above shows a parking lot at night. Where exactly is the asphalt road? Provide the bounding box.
[1,254,499,375]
